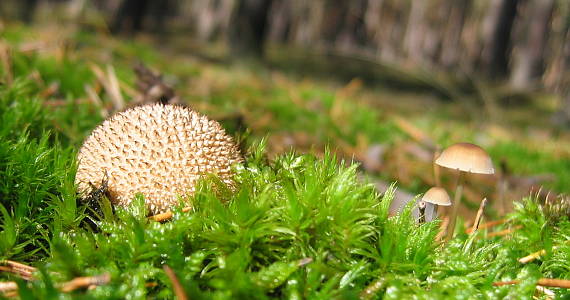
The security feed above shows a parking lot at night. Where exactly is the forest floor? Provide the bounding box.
[0,23,570,298]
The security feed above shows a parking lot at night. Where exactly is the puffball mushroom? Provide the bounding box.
[435,142,494,240]
[420,186,451,222]
[75,104,243,215]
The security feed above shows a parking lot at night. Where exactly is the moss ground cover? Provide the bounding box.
[0,25,569,298]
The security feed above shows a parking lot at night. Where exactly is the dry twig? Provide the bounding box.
[85,84,110,118]
[535,285,555,299]
[493,278,570,289]
[519,249,547,264]
[360,277,386,300]
[470,198,488,234]
[163,265,188,300]
[0,260,37,281]
[39,82,60,98]
[105,64,125,109]
[436,216,450,242]
[0,281,18,297]
[486,225,522,238]
[60,273,111,293]
[90,64,125,111]
[150,207,193,222]
[391,116,436,150]
[1,273,110,297]
[518,240,570,264]
[465,219,507,234]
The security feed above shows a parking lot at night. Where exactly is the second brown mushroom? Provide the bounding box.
[419,186,452,223]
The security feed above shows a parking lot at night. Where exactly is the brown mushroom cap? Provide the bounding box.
[435,143,494,174]
[75,104,243,214]
[421,187,452,206]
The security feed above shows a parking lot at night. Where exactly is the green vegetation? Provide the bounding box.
[1,25,570,298]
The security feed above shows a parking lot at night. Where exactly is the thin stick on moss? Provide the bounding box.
[1,274,111,297]
[535,286,555,298]
[493,278,570,289]
[360,277,386,300]
[486,226,522,238]
[436,216,450,241]
[149,207,192,222]
[0,260,36,280]
[60,273,111,293]
[465,219,507,234]
[470,198,488,234]
[519,241,570,263]
[163,265,188,300]
[519,249,547,264]
[391,116,436,149]
[0,281,18,297]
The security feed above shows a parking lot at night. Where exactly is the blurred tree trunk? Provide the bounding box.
[556,21,570,126]
[267,0,291,43]
[381,2,407,62]
[321,1,349,44]
[403,0,427,64]
[193,0,234,41]
[364,0,384,50]
[193,0,217,40]
[480,0,519,78]
[228,0,273,58]
[290,0,324,46]
[78,0,569,98]
[112,0,149,33]
[440,0,471,68]
[148,1,170,34]
[336,0,367,52]
[511,0,556,89]
[21,0,39,23]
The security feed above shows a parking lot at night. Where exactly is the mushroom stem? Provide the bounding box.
[418,200,426,223]
[425,203,437,221]
[433,149,442,187]
[446,171,464,241]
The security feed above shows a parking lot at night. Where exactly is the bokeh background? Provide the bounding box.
[3,1,569,102]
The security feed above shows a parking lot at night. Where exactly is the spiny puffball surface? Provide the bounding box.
[75,104,243,214]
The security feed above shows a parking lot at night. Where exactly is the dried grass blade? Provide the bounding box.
[0,261,37,280]
[163,265,188,300]
[150,207,192,222]
[60,273,111,293]
[470,198,488,234]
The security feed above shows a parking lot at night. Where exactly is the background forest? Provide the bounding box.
[4,0,570,104]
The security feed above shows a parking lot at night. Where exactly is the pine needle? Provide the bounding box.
[493,278,570,289]
[0,261,36,281]
[163,266,188,300]
[149,207,193,222]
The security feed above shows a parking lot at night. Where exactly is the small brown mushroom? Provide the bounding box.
[435,143,494,240]
[421,187,451,222]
